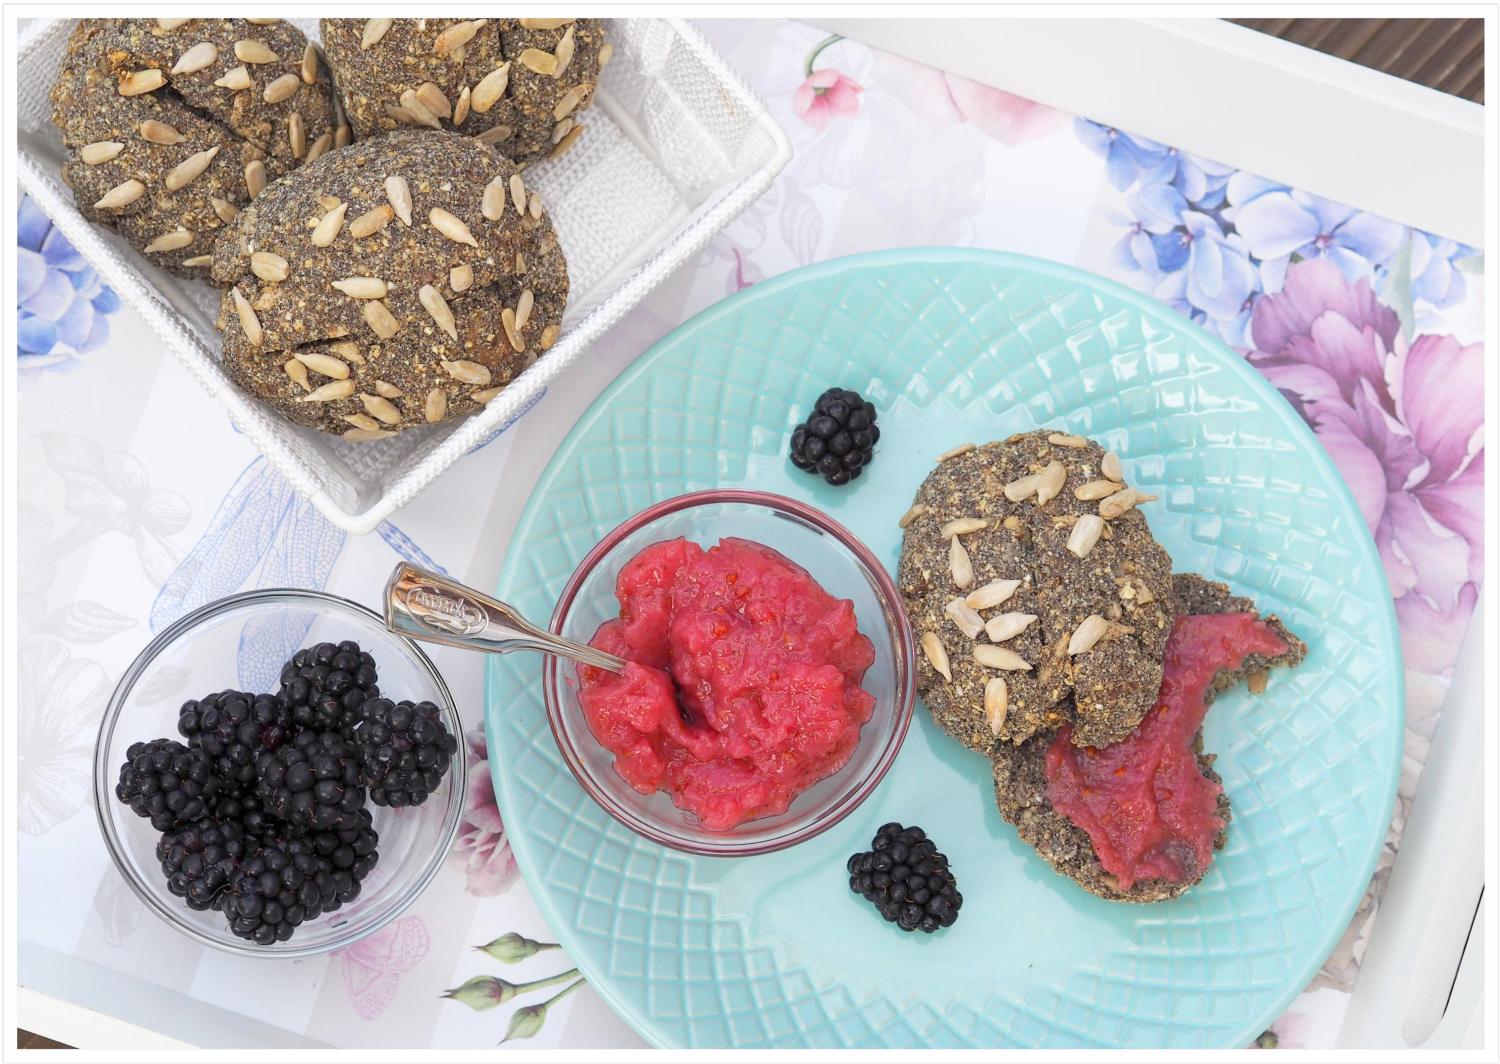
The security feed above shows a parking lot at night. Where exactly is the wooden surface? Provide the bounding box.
[17,13,1484,1056]
[1233,18,1484,103]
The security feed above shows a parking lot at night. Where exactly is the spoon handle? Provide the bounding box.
[383,562,627,674]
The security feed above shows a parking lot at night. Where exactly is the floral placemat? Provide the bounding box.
[17,18,1481,1049]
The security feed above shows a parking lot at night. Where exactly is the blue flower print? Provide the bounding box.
[1409,233,1473,311]
[18,196,119,364]
[1075,120,1176,191]
[1230,186,1405,288]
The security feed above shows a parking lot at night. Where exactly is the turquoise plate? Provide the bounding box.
[486,249,1403,1049]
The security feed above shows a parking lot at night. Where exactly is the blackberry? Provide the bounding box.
[211,789,276,838]
[789,388,880,486]
[178,690,293,791]
[222,817,379,945]
[279,640,381,738]
[846,822,961,934]
[354,698,459,808]
[157,816,257,911]
[115,738,221,831]
[255,729,366,832]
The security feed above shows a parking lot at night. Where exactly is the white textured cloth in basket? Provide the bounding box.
[16,17,790,533]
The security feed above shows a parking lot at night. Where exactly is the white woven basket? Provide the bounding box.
[17,17,790,533]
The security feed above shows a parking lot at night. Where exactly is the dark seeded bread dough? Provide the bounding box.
[898,432,1177,752]
[320,18,606,168]
[50,18,342,277]
[210,130,568,437]
[990,573,1307,903]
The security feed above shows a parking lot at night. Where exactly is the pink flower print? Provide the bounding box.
[1248,259,1484,615]
[449,728,519,896]
[874,53,1065,145]
[793,68,863,132]
[338,915,430,1020]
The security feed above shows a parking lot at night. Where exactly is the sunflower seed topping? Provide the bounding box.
[215,65,252,91]
[949,535,974,590]
[295,352,350,379]
[553,85,585,121]
[435,19,486,56]
[550,124,583,158]
[921,632,952,682]
[157,18,191,30]
[453,85,472,126]
[941,517,988,539]
[1075,478,1124,501]
[501,307,523,352]
[471,386,502,403]
[424,388,448,423]
[554,25,576,75]
[284,359,310,391]
[383,176,412,225]
[244,160,266,197]
[361,18,393,49]
[441,359,491,385]
[234,39,279,64]
[363,300,401,338]
[245,18,280,25]
[345,204,390,238]
[359,392,402,425]
[172,41,218,74]
[286,111,306,157]
[119,69,165,96]
[372,380,404,399]
[540,324,560,350]
[1035,461,1067,505]
[343,413,380,432]
[984,612,1037,643]
[182,254,212,267]
[414,82,452,119]
[1066,514,1105,558]
[418,284,458,340]
[330,277,386,301]
[471,63,510,113]
[311,201,347,247]
[898,503,927,529]
[984,677,1009,735]
[938,442,976,461]
[520,17,574,28]
[1100,488,1156,520]
[211,196,239,223]
[231,288,263,345]
[945,599,985,640]
[508,173,526,216]
[1067,614,1109,655]
[475,124,514,147]
[343,428,395,442]
[1047,433,1087,448]
[80,141,125,165]
[1003,473,1040,501]
[94,178,145,210]
[428,207,477,246]
[551,118,574,145]
[263,73,300,104]
[304,132,332,163]
[528,191,543,218]
[250,251,289,281]
[965,579,1020,610]
[301,379,355,403]
[516,289,534,331]
[139,120,186,145]
[143,228,193,253]
[481,176,506,221]
[334,123,352,148]
[445,264,473,293]
[598,42,614,68]
[398,88,442,129]
[163,145,219,191]
[1100,450,1124,482]
[974,644,1031,671]
[519,48,558,76]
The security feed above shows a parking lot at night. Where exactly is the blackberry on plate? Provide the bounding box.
[279,641,380,737]
[157,816,257,911]
[846,822,961,934]
[115,738,221,831]
[178,690,293,792]
[256,730,366,832]
[354,698,459,808]
[789,387,880,486]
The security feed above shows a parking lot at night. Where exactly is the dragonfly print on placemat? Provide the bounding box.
[337,915,431,1021]
[150,457,449,691]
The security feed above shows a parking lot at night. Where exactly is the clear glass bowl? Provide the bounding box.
[94,589,466,958]
[544,489,916,856]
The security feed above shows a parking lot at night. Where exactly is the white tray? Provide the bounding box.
[16,17,790,534]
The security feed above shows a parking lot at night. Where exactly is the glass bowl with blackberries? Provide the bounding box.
[94,589,467,958]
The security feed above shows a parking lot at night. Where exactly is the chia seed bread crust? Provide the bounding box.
[209,129,568,437]
[990,572,1306,903]
[50,18,342,277]
[320,18,606,169]
[898,432,1177,753]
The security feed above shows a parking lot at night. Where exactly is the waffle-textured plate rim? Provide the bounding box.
[486,247,1404,1049]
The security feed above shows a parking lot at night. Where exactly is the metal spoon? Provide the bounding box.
[383,562,626,673]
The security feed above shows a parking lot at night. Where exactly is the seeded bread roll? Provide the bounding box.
[50,17,344,278]
[989,573,1306,903]
[209,130,567,438]
[319,18,608,169]
[899,432,1178,753]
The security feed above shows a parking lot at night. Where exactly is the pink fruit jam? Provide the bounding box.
[1044,612,1290,890]
[576,537,877,830]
